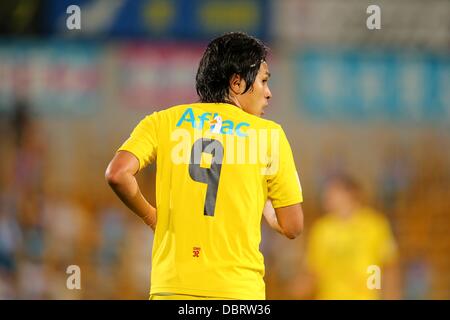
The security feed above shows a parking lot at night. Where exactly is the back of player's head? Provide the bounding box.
[195,32,269,103]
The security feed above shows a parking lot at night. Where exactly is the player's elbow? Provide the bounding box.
[276,203,304,240]
[105,168,117,186]
[105,163,124,186]
[282,220,303,239]
[105,151,140,187]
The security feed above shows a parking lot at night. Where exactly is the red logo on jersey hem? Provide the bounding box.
[193,247,201,257]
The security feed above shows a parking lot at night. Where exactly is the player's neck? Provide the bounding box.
[227,94,244,111]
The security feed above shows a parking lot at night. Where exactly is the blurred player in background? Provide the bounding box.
[292,174,400,299]
[105,32,304,300]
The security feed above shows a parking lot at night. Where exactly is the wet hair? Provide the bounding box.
[195,32,269,103]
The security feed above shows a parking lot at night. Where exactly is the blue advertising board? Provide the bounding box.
[295,49,450,122]
[0,41,101,116]
[44,0,270,41]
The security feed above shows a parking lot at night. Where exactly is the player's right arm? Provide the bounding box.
[105,151,156,230]
[106,113,160,230]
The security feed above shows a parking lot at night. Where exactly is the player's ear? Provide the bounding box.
[229,74,246,95]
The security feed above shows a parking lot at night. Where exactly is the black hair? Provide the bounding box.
[195,32,269,103]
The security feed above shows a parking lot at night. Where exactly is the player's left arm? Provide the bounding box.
[266,126,304,239]
[263,200,284,235]
[263,200,304,239]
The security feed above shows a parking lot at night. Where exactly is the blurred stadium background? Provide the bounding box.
[0,0,449,299]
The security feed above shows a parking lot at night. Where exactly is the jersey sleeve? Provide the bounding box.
[266,126,303,208]
[117,112,159,171]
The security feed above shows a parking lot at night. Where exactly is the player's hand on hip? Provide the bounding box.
[142,206,157,230]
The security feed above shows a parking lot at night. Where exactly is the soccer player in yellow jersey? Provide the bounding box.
[298,174,400,299]
[105,32,304,300]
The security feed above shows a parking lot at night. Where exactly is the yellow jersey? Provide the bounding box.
[306,206,398,299]
[118,103,303,300]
